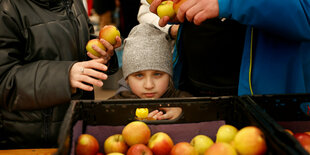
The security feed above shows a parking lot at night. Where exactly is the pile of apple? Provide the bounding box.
[75,121,269,155]
[285,129,310,153]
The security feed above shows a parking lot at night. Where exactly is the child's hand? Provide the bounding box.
[148,110,164,120]
[157,107,182,120]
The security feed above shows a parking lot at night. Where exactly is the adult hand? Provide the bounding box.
[70,58,108,93]
[87,36,122,64]
[150,0,219,26]
[174,0,219,25]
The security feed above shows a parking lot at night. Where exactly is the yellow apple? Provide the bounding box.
[157,1,176,19]
[135,108,149,119]
[204,142,237,155]
[86,39,106,57]
[122,121,151,146]
[233,126,267,155]
[99,25,120,45]
[173,0,187,13]
[148,132,174,155]
[170,142,198,155]
[216,124,238,143]
[146,0,153,5]
[104,134,128,154]
[190,135,214,155]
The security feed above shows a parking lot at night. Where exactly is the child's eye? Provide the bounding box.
[154,72,162,76]
[135,74,143,78]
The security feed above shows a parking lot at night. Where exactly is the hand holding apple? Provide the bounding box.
[157,1,176,19]
[99,25,121,46]
[76,134,99,155]
[86,39,106,57]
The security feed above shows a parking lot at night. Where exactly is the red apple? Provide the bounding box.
[99,25,120,45]
[104,134,128,154]
[170,142,197,155]
[86,39,106,57]
[76,134,99,155]
[233,126,267,155]
[294,133,310,153]
[204,142,237,155]
[173,0,187,13]
[122,121,151,146]
[148,132,174,155]
[127,144,153,155]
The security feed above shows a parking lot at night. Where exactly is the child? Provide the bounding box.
[109,23,192,120]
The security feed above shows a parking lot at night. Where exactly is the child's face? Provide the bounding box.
[127,70,170,99]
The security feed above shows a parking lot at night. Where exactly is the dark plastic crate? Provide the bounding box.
[55,96,308,155]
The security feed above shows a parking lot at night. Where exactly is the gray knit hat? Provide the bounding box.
[122,23,173,79]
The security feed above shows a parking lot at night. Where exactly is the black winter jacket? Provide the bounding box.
[0,0,118,149]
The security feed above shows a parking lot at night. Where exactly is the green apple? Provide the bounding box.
[157,1,176,19]
[190,135,214,155]
[86,39,106,57]
[216,124,238,143]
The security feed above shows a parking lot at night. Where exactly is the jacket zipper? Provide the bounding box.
[64,0,83,60]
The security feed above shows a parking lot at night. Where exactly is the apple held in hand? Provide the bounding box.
[99,25,121,45]
[204,142,237,155]
[127,144,153,155]
[104,134,128,154]
[294,133,310,153]
[76,134,99,155]
[233,126,267,155]
[173,0,187,13]
[122,121,151,146]
[148,132,174,155]
[157,1,176,19]
[86,39,106,57]
[190,135,214,155]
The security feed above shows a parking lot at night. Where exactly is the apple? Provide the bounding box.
[173,0,187,13]
[99,25,120,45]
[190,135,214,155]
[146,0,154,5]
[104,134,128,154]
[135,108,149,119]
[204,142,237,155]
[170,142,198,155]
[216,124,238,143]
[294,133,310,153]
[233,126,267,155]
[305,131,310,136]
[86,39,106,57]
[148,132,174,155]
[122,121,151,146]
[107,153,124,155]
[127,144,153,155]
[76,134,100,155]
[157,1,176,19]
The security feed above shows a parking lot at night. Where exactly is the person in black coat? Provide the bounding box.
[0,0,121,149]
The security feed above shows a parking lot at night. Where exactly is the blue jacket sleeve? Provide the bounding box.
[218,0,310,41]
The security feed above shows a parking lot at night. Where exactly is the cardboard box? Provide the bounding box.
[55,96,308,155]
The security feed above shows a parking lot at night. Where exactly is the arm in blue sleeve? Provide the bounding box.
[219,0,310,41]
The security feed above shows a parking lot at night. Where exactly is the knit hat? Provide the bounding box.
[122,23,173,79]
